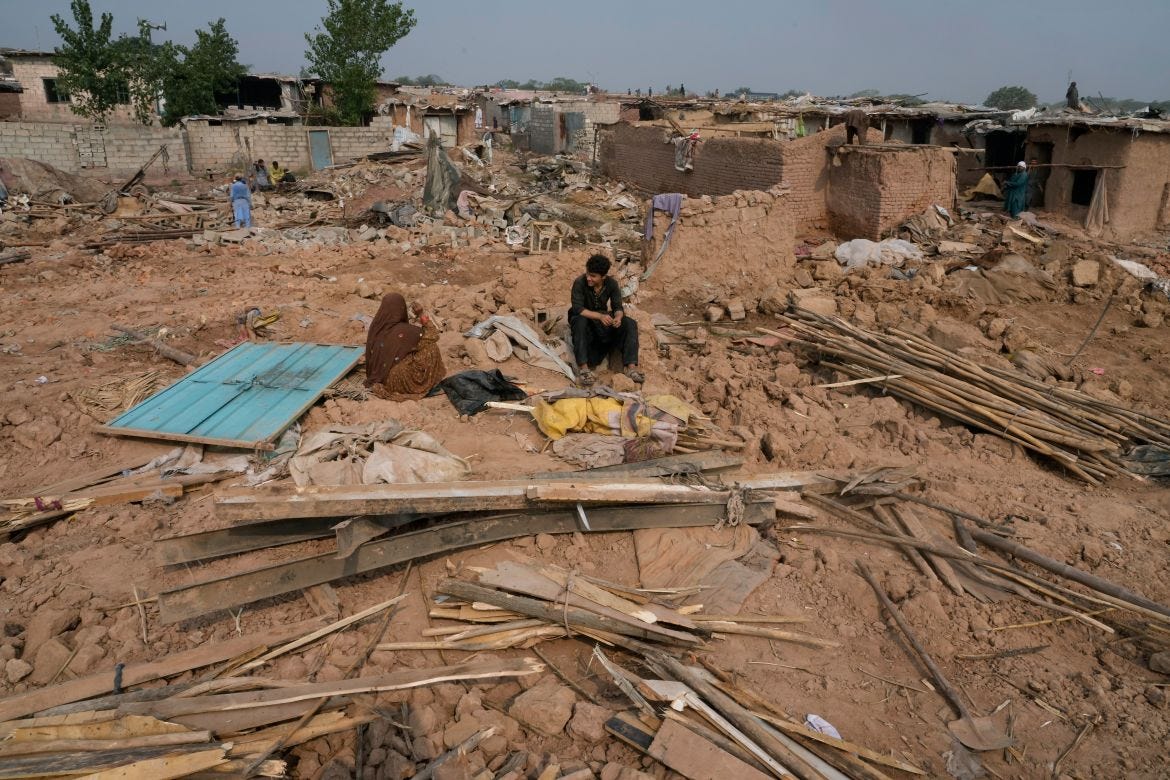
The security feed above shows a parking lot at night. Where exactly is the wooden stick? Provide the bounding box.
[532,647,603,706]
[111,324,198,366]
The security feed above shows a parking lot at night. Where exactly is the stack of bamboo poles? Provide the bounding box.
[767,308,1170,483]
[789,491,1170,656]
[395,559,838,655]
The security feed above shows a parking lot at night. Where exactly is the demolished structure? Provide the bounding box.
[1,74,1170,780]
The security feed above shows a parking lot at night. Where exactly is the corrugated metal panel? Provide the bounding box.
[98,342,363,450]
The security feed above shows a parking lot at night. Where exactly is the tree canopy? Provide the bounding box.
[304,0,417,126]
[493,77,587,94]
[159,20,247,124]
[49,0,127,123]
[984,85,1037,110]
[393,74,447,87]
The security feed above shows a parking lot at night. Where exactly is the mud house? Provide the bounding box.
[377,92,476,147]
[1020,117,1170,239]
[0,48,145,124]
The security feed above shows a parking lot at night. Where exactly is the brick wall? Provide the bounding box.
[529,105,557,154]
[185,121,396,175]
[9,56,143,125]
[599,123,784,197]
[0,121,182,177]
[0,93,20,121]
[827,146,956,240]
[776,125,856,228]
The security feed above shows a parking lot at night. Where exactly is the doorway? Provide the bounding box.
[1071,169,1098,206]
[1026,141,1053,208]
[422,115,457,147]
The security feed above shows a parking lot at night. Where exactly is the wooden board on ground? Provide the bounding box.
[634,525,758,589]
[0,620,325,722]
[214,472,833,522]
[158,501,771,624]
[530,451,743,480]
[648,717,773,780]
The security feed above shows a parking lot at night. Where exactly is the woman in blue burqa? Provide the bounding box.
[1003,161,1029,218]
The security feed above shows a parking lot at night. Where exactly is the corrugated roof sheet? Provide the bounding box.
[98,341,363,449]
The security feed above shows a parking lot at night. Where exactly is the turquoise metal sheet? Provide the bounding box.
[98,342,363,449]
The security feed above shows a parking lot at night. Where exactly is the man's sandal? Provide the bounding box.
[577,369,596,387]
[625,368,645,384]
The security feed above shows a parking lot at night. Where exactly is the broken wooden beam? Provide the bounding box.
[111,324,198,366]
[158,500,772,624]
[214,472,837,522]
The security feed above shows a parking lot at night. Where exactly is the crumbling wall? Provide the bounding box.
[775,125,860,229]
[0,121,184,177]
[528,101,618,155]
[599,123,784,197]
[643,187,795,305]
[827,146,956,240]
[0,92,20,121]
[1028,126,1170,238]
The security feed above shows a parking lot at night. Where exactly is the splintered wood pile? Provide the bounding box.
[770,308,1170,483]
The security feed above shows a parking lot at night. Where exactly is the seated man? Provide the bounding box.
[569,254,643,386]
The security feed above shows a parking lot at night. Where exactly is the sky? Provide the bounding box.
[2,0,1168,104]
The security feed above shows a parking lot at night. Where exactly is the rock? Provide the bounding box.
[1080,538,1106,567]
[610,373,637,393]
[1139,310,1163,328]
[812,260,843,282]
[1145,686,1166,708]
[22,608,78,657]
[69,644,107,675]
[5,406,31,425]
[1070,259,1100,287]
[356,280,380,299]
[810,241,837,259]
[927,319,986,353]
[724,299,746,321]
[757,285,788,314]
[479,734,508,760]
[464,338,489,365]
[408,704,439,736]
[535,533,557,552]
[788,288,837,316]
[1149,651,1170,674]
[29,637,73,685]
[5,658,32,683]
[985,317,1010,339]
[705,305,724,322]
[508,680,576,736]
[443,718,481,749]
[412,735,442,761]
[11,420,63,450]
[567,702,613,742]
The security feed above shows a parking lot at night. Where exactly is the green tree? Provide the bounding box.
[49,0,127,123]
[304,0,416,126]
[849,89,880,98]
[984,85,1037,110]
[393,74,447,87]
[543,77,587,94]
[159,19,246,124]
[495,78,520,89]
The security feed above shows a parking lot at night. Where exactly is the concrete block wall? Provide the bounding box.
[599,123,784,197]
[528,105,557,154]
[827,146,956,240]
[185,122,395,175]
[0,121,182,177]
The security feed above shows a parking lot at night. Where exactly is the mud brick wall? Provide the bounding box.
[827,146,956,240]
[776,124,854,229]
[642,187,795,303]
[599,123,784,197]
[1027,126,1170,238]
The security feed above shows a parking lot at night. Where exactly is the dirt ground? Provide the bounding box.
[2,148,1170,780]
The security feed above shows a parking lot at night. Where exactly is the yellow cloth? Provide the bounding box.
[644,394,699,425]
[532,397,655,441]
[270,164,286,181]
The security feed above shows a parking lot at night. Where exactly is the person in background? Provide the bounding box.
[569,254,643,387]
[1027,156,1044,208]
[364,292,445,401]
[269,160,289,184]
[844,107,869,144]
[229,174,252,228]
[1066,81,1080,111]
[1003,161,1029,219]
[253,159,272,191]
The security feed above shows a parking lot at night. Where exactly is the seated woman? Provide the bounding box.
[364,293,445,401]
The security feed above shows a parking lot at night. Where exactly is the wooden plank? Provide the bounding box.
[82,746,228,779]
[0,619,325,722]
[93,426,279,451]
[648,717,773,780]
[1,483,183,512]
[604,713,657,753]
[156,517,346,565]
[0,744,226,779]
[158,501,770,624]
[120,659,542,720]
[526,483,729,504]
[213,473,832,522]
[0,730,212,757]
[476,563,701,644]
[437,580,699,647]
[890,505,966,596]
[530,451,743,480]
[10,455,160,501]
